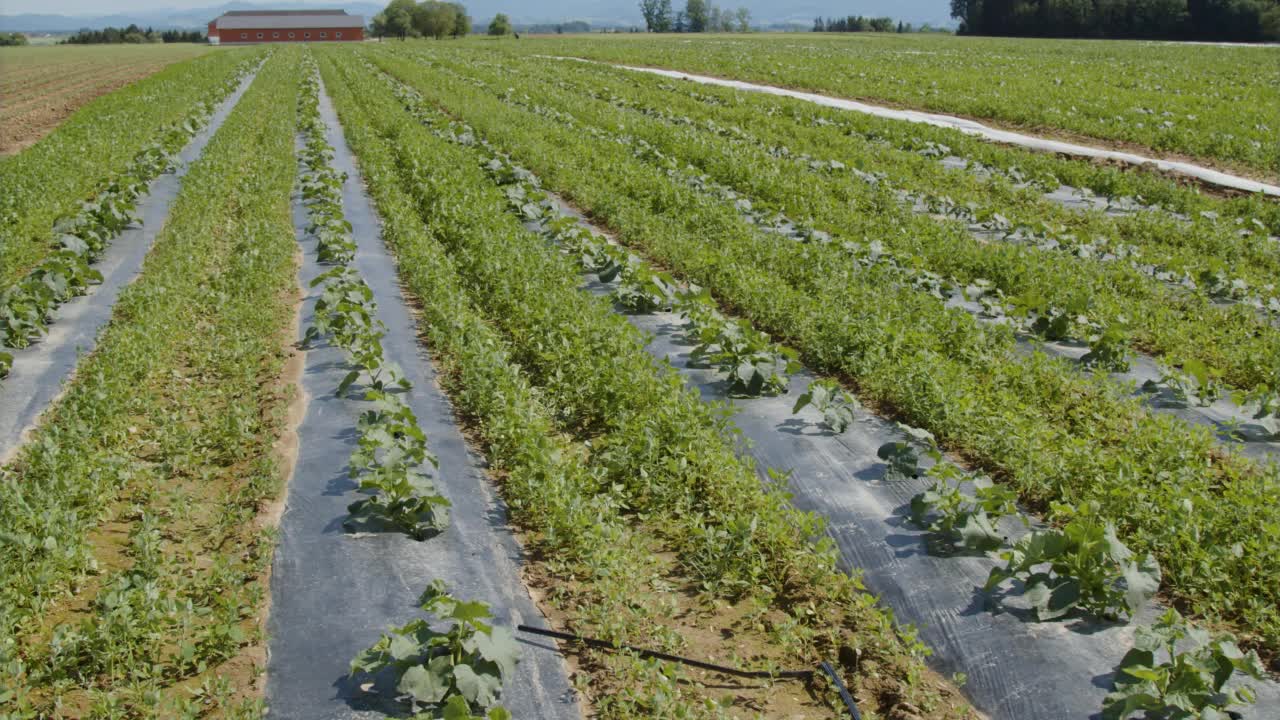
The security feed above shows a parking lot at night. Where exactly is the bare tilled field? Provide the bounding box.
[0,44,210,153]
[1,33,1277,720]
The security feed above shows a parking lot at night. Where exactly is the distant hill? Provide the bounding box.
[0,0,953,34]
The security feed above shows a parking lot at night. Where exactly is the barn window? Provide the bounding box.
[240,33,247,39]
[335,31,342,38]
[256,32,264,39]
[320,32,327,38]
[288,32,295,39]
[273,32,279,39]
[304,32,311,38]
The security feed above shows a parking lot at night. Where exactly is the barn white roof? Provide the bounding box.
[215,12,364,30]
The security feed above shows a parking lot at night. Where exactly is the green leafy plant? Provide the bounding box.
[1102,608,1265,720]
[0,56,260,380]
[613,262,677,313]
[1082,321,1132,372]
[985,502,1160,621]
[910,462,1024,551]
[297,58,444,541]
[1233,365,1280,439]
[345,391,451,540]
[696,320,798,397]
[1144,359,1224,408]
[1008,290,1087,342]
[792,378,860,433]
[876,425,935,481]
[349,581,518,718]
[679,293,798,397]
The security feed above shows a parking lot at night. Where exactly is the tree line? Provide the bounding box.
[0,32,29,46]
[639,0,754,32]
[951,0,1280,40]
[371,0,472,39]
[812,16,898,31]
[61,25,205,44]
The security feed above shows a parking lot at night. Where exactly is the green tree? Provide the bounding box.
[380,0,420,39]
[370,11,388,37]
[655,0,675,30]
[735,7,751,31]
[488,12,512,35]
[449,3,472,35]
[1263,3,1280,38]
[685,0,708,31]
[414,0,458,38]
[639,0,662,30]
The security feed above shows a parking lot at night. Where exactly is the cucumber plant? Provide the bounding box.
[1102,609,1265,720]
[1144,358,1225,408]
[346,391,450,540]
[297,56,448,540]
[350,580,516,719]
[613,263,677,313]
[876,425,936,481]
[910,462,1024,552]
[985,502,1161,621]
[1234,364,1280,439]
[792,377,860,433]
[680,294,798,397]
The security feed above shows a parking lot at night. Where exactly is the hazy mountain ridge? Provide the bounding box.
[1,0,952,33]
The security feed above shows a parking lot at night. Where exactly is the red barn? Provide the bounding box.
[207,9,364,44]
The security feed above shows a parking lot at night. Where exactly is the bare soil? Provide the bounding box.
[0,60,177,155]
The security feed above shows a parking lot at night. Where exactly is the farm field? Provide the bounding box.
[2,34,1279,720]
[503,33,1280,180]
[0,44,213,155]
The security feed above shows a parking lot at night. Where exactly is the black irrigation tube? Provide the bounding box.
[517,625,862,719]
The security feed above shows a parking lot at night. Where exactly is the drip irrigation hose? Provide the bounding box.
[516,624,862,718]
[819,660,863,720]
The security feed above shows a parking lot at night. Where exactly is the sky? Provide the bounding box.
[0,0,331,14]
[0,0,952,24]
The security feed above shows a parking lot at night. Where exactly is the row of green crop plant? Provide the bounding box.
[906,455,1268,718]
[358,50,1272,720]
[372,47,1280,438]
[295,54,449,541]
[502,125,1269,719]
[526,53,1280,230]
[432,47,1280,233]
[386,47,1280,399]
[356,45,1280,660]
[0,50,300,717]
[0,56,263,381]
[409,47,1280,436]
[482,36,1280,177]
[318,47,975,719]
[446,50,1280,436]
[0,48,264,289]
[299,55,514,719]
[461,79,1167,626]
[489,53,1280,309]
